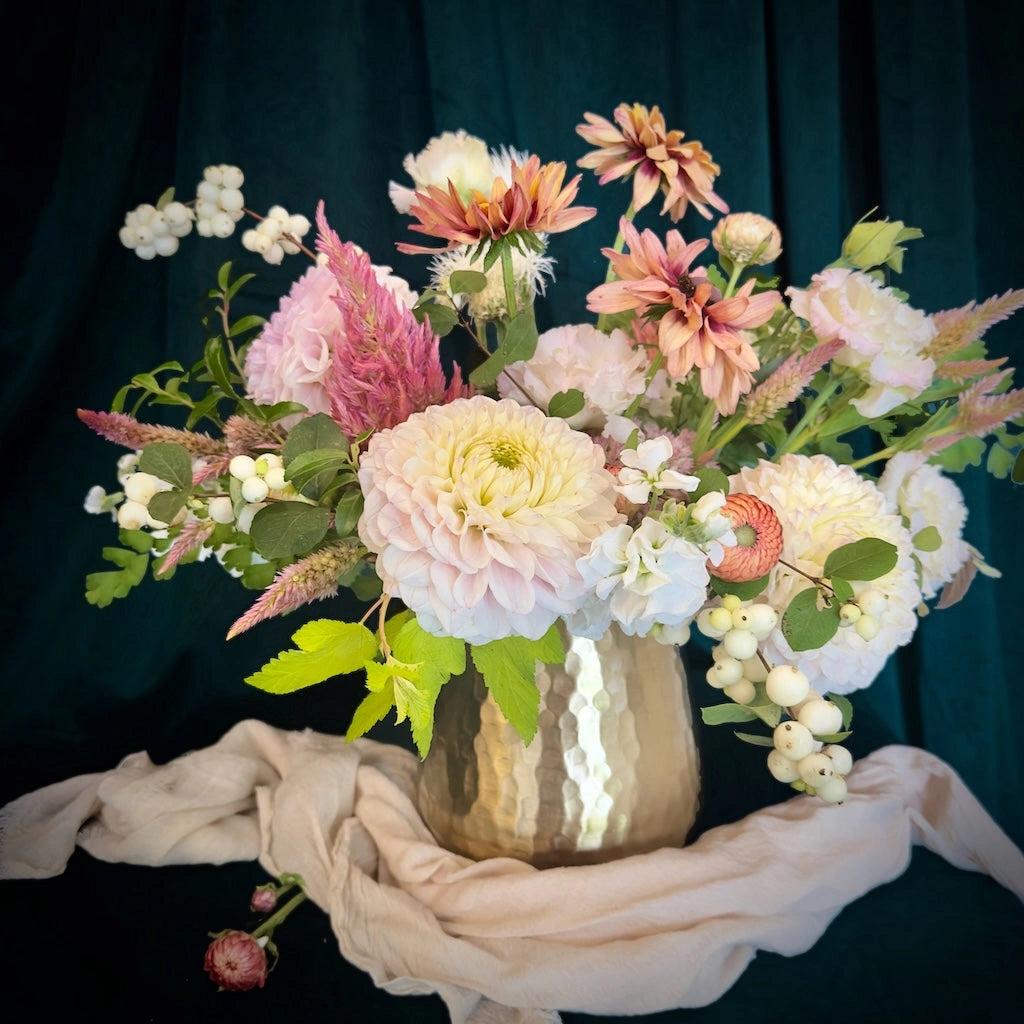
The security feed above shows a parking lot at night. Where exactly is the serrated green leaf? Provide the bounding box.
[781,587,840,651]
[701,703,759,725]
[450,269,488,294]
[245,619,378,695]
[85,547,150,607]
[912,525,942,552]
[139,443,194,491]
[249,502,330,559]
[823,538,897,581]
[346,683,397,742]
[709,573,769,601]
[547,389,585,419]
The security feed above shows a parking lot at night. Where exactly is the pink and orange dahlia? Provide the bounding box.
[576,102,729,222]
[710,493,784,582]
[397,155,596,255]
[587,218,781,414]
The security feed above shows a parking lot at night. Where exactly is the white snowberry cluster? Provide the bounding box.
[116,468,177,530]
[241,205,312,265]
[697,593,854,803]
[224,453,312,533]
[118,164,311,264]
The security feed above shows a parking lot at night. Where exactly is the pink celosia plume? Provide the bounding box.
[77,409,225,456]
[744,338,845,424]
[927,288,1024,361]
[155,520,217,576]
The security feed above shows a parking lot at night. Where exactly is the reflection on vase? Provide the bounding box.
[416,623,701,868]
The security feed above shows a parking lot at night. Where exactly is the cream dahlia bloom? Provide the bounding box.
[357,396,623,645]
[877,452,970,600]
[729,454,921,694]
[498,324,650,430]
[787,268,936,418]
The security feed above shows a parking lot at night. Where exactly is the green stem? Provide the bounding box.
[622,350,664,419]
[721,260,746,300]
[777,378,843,456]
[692,398,719,460]
[499,245,518,319]
[706,413,750,455]
[251,890,308,941]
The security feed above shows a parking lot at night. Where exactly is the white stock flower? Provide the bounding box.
[357,396,623,645]
[499,324,650,430]
[569,517,711,638]
[877,452,970,600]
[689,490,737,565]
[615,436,699,504]
[787,267,936,417]
[730,453,921,694]
[387,130,494,213]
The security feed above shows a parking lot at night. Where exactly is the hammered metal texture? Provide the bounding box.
[416,624,701,868]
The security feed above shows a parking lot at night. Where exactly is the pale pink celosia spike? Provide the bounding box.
[951,370,1024,438]
[225,539,364,639]
[77,409,225,455]
[744,338,845,424]
[192,454,233,487]
[155,520,217,577]
[313,203,470,438]
[223,414,284,455]
[936,357,1008,383]
[927,288,1024,361]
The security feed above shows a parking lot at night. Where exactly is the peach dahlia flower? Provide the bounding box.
[587,218,781,414]
[576,102,729,222]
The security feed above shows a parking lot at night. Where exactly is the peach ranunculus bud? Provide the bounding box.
[711,213,782,266]
[710,493,784,582]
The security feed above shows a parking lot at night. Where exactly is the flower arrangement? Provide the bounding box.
[83,101,1024,808]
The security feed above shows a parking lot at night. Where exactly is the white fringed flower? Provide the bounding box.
[787,268,936,417]
[568,517,711,639]
[729,453,921,694]
[357,396,623,645]
[877,452,970,600]
[498,324,650,430]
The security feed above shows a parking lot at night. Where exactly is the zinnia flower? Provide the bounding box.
[786,268,936,418]
[587,218,780,414]
[357,396,623,645]
[204,930,268,991]
[497,323,650,430]
[729,454,920,694]
[576,102,729,222]
[711,493,784,582]
[877,452,970,600]
[396,155,596,255]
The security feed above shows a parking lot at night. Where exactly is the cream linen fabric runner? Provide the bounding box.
[1,720,1022,1024]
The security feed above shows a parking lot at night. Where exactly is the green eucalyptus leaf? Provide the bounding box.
[781,587,840,651]
[912,525,942,552]
[450,269,488,294]
[822,538,897,582]
[249,502,331,559]
[547,389,585,419]
[701,703,759,725]
[147,491,186,526]
[139,443,193,491]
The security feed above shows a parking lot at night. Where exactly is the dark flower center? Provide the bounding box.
[677,273,697,297]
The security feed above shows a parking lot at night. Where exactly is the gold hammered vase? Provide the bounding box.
[416,623,702,868]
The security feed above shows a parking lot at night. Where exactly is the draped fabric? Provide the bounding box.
[1,0,1022,863]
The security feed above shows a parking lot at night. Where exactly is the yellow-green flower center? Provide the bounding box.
[489,440,523,469]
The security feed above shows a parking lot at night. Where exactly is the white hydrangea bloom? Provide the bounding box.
[729,453,921,694]
[499,324,651,431]
[877,452,970,600]
[569,517,711,639]
[358,396,623,645]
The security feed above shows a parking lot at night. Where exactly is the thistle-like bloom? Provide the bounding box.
[587,219,781,414]
[576,103,729,222]
[396,155,596,255]
[203,930,268,991]
[709,493,784,582]
[357,396,623,645]
[314,204,471,436]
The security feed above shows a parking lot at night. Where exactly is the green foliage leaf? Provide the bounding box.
[1013,449,1024,485]
[781,587,840,651]
[249,502,331,559]
[823,538,897,582]
[701,703,759,725]
[203,336,241,398]
[282,412,347,459]
[824,691,854,730]
[690,466,730,501]
[733,731,775,747]
[85,546,150,607]
[470,626,564,745]
[912,525,942,552]
[228,314,265,338]
[332,488,364,537]
[450,269,488,294]
[346,684,398,743]
[245,619,378,695]
[709,573,769,601]
[933,436,986,472]
[139,443,193,491]
[502,310,539,364]
[284,447,352,497]
[419,302,459,337]
[547,389,585,419]
[830,576,855,603]
[469,348,508,388]
[147,490,186,526]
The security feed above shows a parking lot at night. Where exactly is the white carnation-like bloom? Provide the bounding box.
[357,396,623,645]
[498,324,650,430]
[387,129,494,213]
[787,268,936,418]
[568,517,712,640]
[877,452,970,600]
[729,454,921,694]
